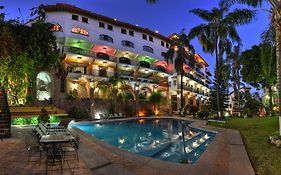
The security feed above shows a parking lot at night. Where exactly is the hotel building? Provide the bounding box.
[37,3,212,113]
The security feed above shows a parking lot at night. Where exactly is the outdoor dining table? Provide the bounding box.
[40,134,75,164]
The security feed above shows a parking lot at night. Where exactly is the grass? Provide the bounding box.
[210,117,281,175]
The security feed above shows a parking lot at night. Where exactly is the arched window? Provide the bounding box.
[121,40,134,48]
[139,61,150,68]
[156,66,166,73]
[36,72,52,101]
[97,52,109,60]
[143,46,154,53]
[119,57,131,65]
[71,27,89,36]
[99,34,113,43]
[51,24,62,32]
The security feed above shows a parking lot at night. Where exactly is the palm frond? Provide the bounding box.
[219,0,262,8]
[261,24,275,46]
[223,8,256,26]
[189,8,214,22]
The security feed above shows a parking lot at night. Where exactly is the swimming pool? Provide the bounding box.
[70,118,216,164]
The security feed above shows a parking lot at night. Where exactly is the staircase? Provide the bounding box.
[0,85,11,138]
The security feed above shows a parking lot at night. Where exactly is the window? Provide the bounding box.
[139,61,150,68]
[143,46,154,53]
[143,34,147,40]
[121,28,127,34]
[72,14,78,21]
[156,66,166,73]
[71,27,89,36]
[166,43,170,48]
[108,25,113,31]
[82,17,88,23]
[97,52,109,60]
[121,40,134,48]
[51,24,62,32]
[161,52,166,57]
[129,30,134,36]
[119,57,131,65]
[149,36,153,42]
[99,22,105,28]
[161,41,165,46]
[99,34,113,43]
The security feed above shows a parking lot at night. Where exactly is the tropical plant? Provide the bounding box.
[0,6,60,105]
[38,107,50,123]
[149,91,163,114]
[165,30,195,115]
[241,44,277,116]
[219,0,281,135]
[188,5,255,117]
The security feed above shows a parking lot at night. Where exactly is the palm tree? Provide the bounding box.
[188,6,255,117]
[219,0,281,134]
[227,45,242,116]
[165,30,195,115]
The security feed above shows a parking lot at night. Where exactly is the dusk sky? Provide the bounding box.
[1,0,271,80]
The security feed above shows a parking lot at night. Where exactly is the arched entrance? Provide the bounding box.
[36,71,52,101]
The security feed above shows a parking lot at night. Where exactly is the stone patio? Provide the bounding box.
[0,117,255,175]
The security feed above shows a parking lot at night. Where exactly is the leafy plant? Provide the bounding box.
[38,107,50,123]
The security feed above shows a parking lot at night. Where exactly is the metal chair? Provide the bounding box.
[45,145,63,174]
[25,135,43,164]
[62,135,79,162]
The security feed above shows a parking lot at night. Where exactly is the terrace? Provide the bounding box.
[0,117,254,175]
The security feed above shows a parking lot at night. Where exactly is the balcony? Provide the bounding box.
[63,46,116,62]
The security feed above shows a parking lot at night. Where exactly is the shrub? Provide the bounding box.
[197,103,211,119]
[184,105,198,117]
[38,107,50,123]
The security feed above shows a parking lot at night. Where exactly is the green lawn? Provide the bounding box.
[210,117,281,175]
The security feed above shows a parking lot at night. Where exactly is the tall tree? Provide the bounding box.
[219,0,281,135]
[188,5,255,117]
[165,30,195,115]
[240,44,277,116]
[227,45,243,116]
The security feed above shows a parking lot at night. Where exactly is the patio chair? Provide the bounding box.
[25,135,43,164]
[62,135,79,162]
[45,145,63,174]
[118,113,124,118]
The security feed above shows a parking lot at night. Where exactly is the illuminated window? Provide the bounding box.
[71,27,89,36]
[143,45,154,53]
[51,24,62,32]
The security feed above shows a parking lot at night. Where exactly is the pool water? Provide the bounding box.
[70,118,216,164]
